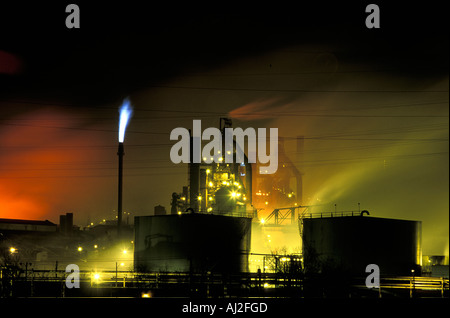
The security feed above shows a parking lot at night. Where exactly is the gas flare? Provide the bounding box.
[118,98,133,143]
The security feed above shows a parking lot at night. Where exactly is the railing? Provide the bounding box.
[301,211,364,219]
[179,210,255,219]
[2,268,448,298]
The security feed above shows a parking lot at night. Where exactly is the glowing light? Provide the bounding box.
[93,273,101,281]
[122,249,127,254]
[197,196,202,201]
[177,211,182,215]
[181,197,186,201]
[77,246,83,252]
[142,293,151,298]
[9,247,16,254]
[94,245,98,249]
[206,169,211,174]
[263,283,269,288]
[260,218,265,224]
[288,193,292,198]
[118,98,133,143]
[265,201,269,205]
[207,207,213,212]
[208,182,214,187]
[231,192,237,198]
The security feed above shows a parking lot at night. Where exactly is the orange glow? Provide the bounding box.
[0,108,111,221]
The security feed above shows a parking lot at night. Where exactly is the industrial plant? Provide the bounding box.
[0,117,448,299]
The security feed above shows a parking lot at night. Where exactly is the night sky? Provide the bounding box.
[0,3,448,255]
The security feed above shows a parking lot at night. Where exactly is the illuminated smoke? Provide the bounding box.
[118,98,133,143]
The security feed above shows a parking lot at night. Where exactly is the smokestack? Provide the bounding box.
[296,136,304,205]
[189,133,200,212]
[117,98,132,239]
[117,142,124,237]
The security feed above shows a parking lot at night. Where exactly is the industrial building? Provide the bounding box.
[135,119,255,274]
[0,218,57,233]
[134,214,251,273]
[301,212,422,276]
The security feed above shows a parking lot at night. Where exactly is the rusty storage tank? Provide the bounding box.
[134,214,252,273]
[301,214,422,276]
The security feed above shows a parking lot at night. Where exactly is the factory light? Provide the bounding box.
[198,195,202,201]
[208,196,213,201]
[94,245,98,249]
[122,249,127,254]
[142,293,151,298]
[177,211,182,215]
[260,218,265,224]
[209,182,214,187]
[206,169,211,174]
[207,207,213,212]
[231,192,237,198]
[181,197,186,201]
[288,193,292,198]
[77,246,83,252]
[218,157,223,162]
[9,247,17,254]
[92,273,101,283]
[265,201,269,205]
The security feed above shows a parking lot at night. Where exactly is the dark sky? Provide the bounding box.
[0,2,448,255]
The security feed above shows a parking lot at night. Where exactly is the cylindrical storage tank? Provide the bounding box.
[302,216,422,276]
[134,214,252,273]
